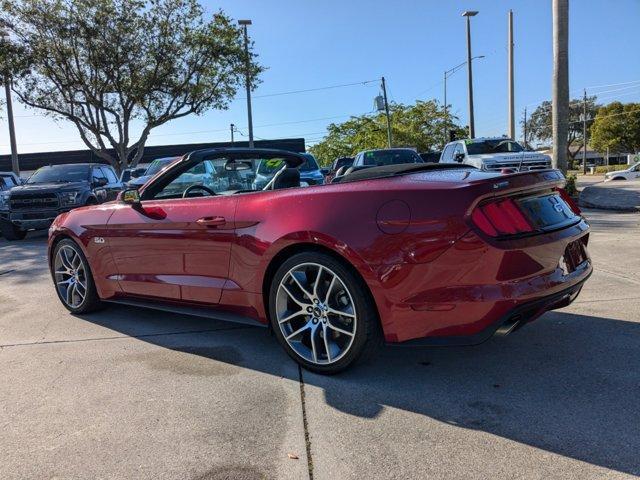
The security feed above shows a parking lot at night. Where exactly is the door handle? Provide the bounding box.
[196,216,227,227]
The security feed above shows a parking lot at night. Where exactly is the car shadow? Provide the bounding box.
[75,305,640,476]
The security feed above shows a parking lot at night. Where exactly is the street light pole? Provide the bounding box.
[582,89,588,175]
[1,28,19,176]
[238,19,254,148]
[508,9,515,140]
[230,123,235,145]
[462,10,478,139]
[552,0,569,173]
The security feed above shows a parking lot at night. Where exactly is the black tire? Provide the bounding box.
[51,238,104,314]
[0,220,27,240]
[268,251,382,374]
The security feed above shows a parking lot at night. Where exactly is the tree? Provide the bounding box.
[590,102,640,154]
[1,0,262,173]
[309,100,466,166]
[522,96,598,165]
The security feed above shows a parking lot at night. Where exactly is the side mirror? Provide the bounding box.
[93,177,108,187]
[320,168,329,175]
[454,152,465,163]
[119,188,141,205]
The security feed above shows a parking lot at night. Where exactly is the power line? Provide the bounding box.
[249,79,378,99]
[585,79,640,91]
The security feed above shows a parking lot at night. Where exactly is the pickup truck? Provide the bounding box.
[440,137,551,172]
[0,163,121,240]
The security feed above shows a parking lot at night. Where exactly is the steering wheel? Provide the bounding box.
[182,184,216,198]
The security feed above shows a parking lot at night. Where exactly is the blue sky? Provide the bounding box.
[1,0,639,155]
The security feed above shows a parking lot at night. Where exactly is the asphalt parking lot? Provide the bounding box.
[1,209,639,480]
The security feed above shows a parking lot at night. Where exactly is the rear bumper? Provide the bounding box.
[392,269,590,347]
[371,219,592,344]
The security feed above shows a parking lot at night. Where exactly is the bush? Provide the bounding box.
[564,174,578,197]
[594,165,629,174]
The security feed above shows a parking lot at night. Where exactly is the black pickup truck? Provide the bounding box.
[0,163,122,240]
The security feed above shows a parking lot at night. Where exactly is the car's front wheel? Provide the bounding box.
[269,252,381,374]
[52,239,103,314]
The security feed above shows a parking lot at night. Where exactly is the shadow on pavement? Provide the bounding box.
[76,304,640,476]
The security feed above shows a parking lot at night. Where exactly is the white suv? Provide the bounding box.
[440,137,551,172]
[604,162,640,181]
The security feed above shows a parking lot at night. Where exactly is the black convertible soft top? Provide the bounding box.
[334,163,475,184]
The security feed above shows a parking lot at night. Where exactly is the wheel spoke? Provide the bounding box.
[327,307,355,319]
[286,322,311,341]
[280,284,309,309]
[322,324,332,362]
[326,320,354,337]
[60,248,74,270]
[313,266,324,297]
[324,274,337,304]
[278,309,305,325]
[56,278,73,286]
[289,271,313,299]
[310,326,318,363]
[66,283,75,305]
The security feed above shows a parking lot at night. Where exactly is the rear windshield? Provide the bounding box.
[466,140,524,155]
[362,150,421,166]
[27,165,90,184]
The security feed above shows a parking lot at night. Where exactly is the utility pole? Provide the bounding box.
[508,9,515,140]
[381,76,392,148]
[552,0,569,173]
[582,89,588,175]
[523,107,528,149]
[238,20,254,148]
[230,123,235,145]
[1,27,19,176]
[462,11,478,138]
[443,71,447,145]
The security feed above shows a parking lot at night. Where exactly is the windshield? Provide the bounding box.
[145,158,177,176]
[27,165,90,184]
[362,149,421,166]
[466,140,525,155]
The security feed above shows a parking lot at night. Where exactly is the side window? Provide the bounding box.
[441,145,454,162]
[92,167,106,183]
[101,167,118,184]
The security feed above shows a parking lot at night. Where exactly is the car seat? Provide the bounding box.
[272,168,300,189]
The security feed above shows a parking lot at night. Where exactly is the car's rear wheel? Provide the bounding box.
[269,252,381,374]
[0,220,27,240]
[52,239,103,314]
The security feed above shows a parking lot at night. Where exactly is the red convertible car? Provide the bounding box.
[48,148,591,374]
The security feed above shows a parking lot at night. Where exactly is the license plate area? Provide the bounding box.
[563,239,588,273]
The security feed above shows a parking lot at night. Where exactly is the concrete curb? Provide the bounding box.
[579,180,640,212]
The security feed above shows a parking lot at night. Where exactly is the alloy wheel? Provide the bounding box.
[275,262,357,365]
[54,245,88,309]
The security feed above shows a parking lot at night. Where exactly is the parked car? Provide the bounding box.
[324,156,354,182]
[125,157,180,189]
[419,151,442,163]
[440,137,551,172]
[252,153,324,189]
[119,166,147,184]
[352,148,423,167]
[47,148,590,374]
[0,163,121,240]
[604,162,640,181]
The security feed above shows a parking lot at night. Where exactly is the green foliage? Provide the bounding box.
[522,96,599,160]
[309,100,466,166]
[1,0,263,172]
[590,102,640,154]
[594,164,630,174]
[564,174,578,197]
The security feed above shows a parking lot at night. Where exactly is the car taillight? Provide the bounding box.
[555,187,581,215]
[471,198,534,237]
